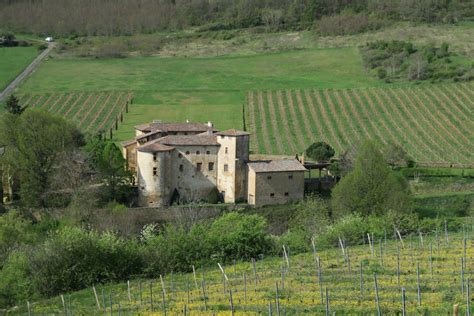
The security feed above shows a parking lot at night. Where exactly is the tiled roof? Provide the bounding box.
[121,139,136,147]
[137,141,175,153]
[247,159,307,173]
[135,122,217,133]
[156,134,220,146]
[136,130,162,141]
[216,129,250,136]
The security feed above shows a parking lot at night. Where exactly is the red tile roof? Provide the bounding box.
[135,122,217,133]
[247,159,307,173]
[137,142,175,153]
[157,134,220,146]
[216,129,250,136]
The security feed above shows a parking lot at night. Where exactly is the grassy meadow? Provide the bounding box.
[16,233,474,315]
[0,46,38,90]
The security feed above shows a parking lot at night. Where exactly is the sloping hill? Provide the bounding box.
[247,82,474,165]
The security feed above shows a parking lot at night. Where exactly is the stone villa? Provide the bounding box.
[121,120,306,207]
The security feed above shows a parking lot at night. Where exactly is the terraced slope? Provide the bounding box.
[247,83,474,165]
[18,91,132,134]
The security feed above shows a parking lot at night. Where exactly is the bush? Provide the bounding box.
[28,227,143,296]
[318,13,386,36]
[0,250,32,307]
[207,212,274,261]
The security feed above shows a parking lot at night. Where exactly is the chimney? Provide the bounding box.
[207,121,213,128]
[186,119,190,123]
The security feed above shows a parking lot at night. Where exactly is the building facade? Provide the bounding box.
[121,121,306,207]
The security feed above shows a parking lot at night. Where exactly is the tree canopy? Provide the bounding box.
[331,141,413,217]
[305,141,335,162]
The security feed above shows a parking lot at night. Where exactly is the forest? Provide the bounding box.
[0,0,473,36]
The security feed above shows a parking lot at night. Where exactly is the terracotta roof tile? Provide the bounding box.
[247,159,307,173]
[216,129,250,136]
[156,134,220,146]
[137,141,175,153]
[135,122,217,133]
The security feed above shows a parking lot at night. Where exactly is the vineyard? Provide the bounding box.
[19,233,474,315]
[17,91,132,135]
[247,82,474,165]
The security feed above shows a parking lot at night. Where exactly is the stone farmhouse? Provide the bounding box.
[121,120,307,207]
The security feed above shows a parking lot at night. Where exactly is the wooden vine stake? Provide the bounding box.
[61,294,66,314]
[417,262,422,306]
[359,261,364,299]
[192,265,199,290]
[396,228,405,248]
[467,277,471,316]
[367,233,374,257]
[374,273,381,316]
[162,289,167,316]
[317,256,324,305]
[201,279,208,311]
[150,281,154,312]
[445,219,449,244]
[401,287,406,316]
[429,242,433,277]
[127,280,131,303]
[283,245,290,268]
[275,281,281,316]
[325,287,330,316]
[397,246,401,287]
[93,285,101,309]
[229,289,235,316]
[461,257,465,296]
[27,301,31,316]
[160,275,167,297]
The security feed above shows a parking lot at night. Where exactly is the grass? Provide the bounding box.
[15,46,385,141]
[14,233,474,315]
[0,46,38,91]
[247,82,474,164]
[16,92,131,134]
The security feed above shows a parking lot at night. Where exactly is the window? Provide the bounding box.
[153,167,157,176]
[288,175,293,180]
[196,150,200,155]
[179,164,184,172]
[153,154,157,162]
[206,150,210,155]
[225,147,228,154]
[185,151,190,155]
[224,164,228,172]
[197,163,202,171]
[178,153,182,158]
[208,162,214,171]
[270,193,275,197]
[284,192,289,196]
[267,175,272,180]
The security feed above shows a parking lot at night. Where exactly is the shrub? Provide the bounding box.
[207,212,274,262]
[0,250,32,307]
[28,227,143,296]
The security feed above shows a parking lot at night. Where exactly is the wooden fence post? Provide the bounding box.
[402,287,406,316]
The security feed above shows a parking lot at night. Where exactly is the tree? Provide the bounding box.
[383,142,411,169]
[5,95,25,115]
[15,110,83,206]
[332,141,412,218]
[86,137,133,203]
[305,141,335,162]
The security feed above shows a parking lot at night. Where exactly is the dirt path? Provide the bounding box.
[0,42,55,103]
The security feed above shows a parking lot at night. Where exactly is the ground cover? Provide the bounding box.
[0,46,38,90]
[17,91,131,134]
[247,82,474,165]
[15,233,474,315]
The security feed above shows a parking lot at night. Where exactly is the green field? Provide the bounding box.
[0,46,38,90]
[15,234,474,315]
[247,83,474,165]
[15,46,384,141]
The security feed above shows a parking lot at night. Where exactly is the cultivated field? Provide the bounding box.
[247,82,474,165]
[18,233,474,315]
[17,91,132,134]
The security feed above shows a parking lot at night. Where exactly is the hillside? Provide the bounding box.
[15,233,473,315]
[246,83,474,165]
